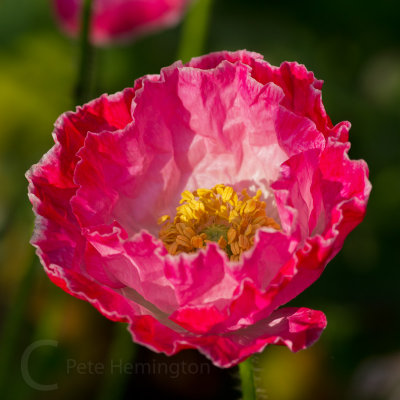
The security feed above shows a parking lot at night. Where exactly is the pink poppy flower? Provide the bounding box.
[27,50,371,368]
[53,0,191,45]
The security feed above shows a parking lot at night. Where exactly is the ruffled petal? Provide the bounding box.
[27,87,147,315]
[128,306,326,368]
[185,307,326,368]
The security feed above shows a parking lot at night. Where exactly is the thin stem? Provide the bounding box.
[177,0,214,63]
[238,357,256,400]
[75,0,94,105]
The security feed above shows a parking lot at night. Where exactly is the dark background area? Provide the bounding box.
[1,0,399,399]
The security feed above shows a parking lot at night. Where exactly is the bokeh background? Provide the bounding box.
[1,0,399,399]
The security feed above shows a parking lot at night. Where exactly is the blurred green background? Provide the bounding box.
[1,0,399,399]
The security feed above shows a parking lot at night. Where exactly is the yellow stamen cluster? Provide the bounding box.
[158,184,280,261]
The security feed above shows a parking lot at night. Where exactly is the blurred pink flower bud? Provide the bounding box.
[53,0,192,45]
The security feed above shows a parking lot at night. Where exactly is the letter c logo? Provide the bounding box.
[21,340,58,391]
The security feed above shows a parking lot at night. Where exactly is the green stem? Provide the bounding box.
[177,0,214,63]
[238,357,256,400]
[75,0,94,104]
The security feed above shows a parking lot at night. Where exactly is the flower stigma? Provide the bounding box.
[158,184,280,261]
